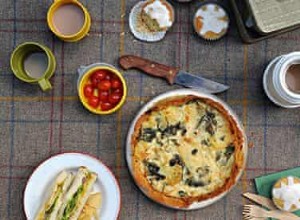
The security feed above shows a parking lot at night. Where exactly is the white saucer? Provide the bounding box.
[23,152,121,220]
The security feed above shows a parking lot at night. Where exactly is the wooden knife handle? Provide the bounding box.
[119,55,179,84]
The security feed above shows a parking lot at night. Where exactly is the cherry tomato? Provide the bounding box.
[108,92,122,104]
[88,96,99,108]
[105,73,111,81]
[98,80,111,91]
[91,77,99,87]
[83,84,93,98]
[111,78,122,89]
[91,70,106,87]
[113,88,123,95]
[92,70,106,81]
[101,102,113,111]
[99,91,109,102]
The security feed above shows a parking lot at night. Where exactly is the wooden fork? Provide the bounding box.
[243,205,300,220]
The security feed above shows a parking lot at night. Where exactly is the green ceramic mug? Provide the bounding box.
[10,42,56,91]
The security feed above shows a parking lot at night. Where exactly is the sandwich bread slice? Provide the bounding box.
[57,166,98,220]
[35,171,74,220]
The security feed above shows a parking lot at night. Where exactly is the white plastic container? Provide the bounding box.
[263,52,300,108]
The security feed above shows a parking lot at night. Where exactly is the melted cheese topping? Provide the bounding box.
[134,99,236,198]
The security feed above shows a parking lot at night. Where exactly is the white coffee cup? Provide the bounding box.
[263,52,300,108]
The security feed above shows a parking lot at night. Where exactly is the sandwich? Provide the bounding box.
[58,167,97,220]
[35,171,74,220]
[35,167,98,220]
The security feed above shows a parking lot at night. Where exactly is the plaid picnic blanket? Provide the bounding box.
[0,0,300,219]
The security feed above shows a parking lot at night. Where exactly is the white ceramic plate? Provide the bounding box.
[126,89,248,210]
[24,152,121,220]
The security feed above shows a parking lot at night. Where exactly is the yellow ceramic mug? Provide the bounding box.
[47,0,91,42]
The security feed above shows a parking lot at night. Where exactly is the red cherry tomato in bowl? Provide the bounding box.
[83,84,94,98]
[99,91,109,102]
[101,102,113,111]
[105,74,112,81]
[92,70,107,81]
[113,88,123,95]
[91,70,106,87]
[111,78,122,89]
[98,80,111,91]
[88,96,99,108]
[108,92,122,104]
[91,77,99,87]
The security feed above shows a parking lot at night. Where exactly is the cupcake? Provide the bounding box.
[141,0,174,32]
[193,3,229,41]
[272,176,300,212]
[129,0,174,42]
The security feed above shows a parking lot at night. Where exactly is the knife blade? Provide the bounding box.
[119,55,229,94]
[243,192,300,219]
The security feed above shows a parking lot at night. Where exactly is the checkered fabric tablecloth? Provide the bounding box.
[1,0,300,219]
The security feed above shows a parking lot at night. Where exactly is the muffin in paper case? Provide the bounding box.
[129,1,167,42]
[193,3,229,41]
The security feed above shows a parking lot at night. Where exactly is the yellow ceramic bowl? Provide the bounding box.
[47,0,91,42]
[78,65,127,115]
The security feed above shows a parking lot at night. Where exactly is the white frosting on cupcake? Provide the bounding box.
[143,0,172,28]
[195,4,228,35]
[273,176,300,211]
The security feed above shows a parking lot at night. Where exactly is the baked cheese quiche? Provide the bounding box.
[130,95,245,208]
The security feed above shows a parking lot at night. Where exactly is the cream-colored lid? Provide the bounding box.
[143,0,173,28]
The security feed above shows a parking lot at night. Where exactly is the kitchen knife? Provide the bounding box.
[119,55,229,94]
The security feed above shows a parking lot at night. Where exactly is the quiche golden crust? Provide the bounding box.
[131,95,245,208]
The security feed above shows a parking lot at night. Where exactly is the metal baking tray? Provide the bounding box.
[247,0,300,34]
[229,0,300,44]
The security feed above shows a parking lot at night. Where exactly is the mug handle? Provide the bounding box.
[77,65,88,90]
[38,78,52,91]
[78,65,87,78]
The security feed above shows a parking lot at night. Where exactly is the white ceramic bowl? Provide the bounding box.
[126,89,248,210]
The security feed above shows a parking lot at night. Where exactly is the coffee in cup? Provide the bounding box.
[10,42,56,91]
[285,64,300,94]
[47,0,91,42]
[263,52,300,108]
[23,52,49,79]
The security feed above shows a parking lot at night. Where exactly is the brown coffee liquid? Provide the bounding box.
[52,4,85,36]
[286,64,300,94]
[23,52,48,79]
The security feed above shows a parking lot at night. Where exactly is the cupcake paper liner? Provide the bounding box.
[195,30,228,41]
[129,1,167,42]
